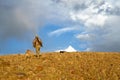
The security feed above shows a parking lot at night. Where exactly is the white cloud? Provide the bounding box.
[70,2,109,27]
[76,34,90,41]
[76,33,98,42]
[85,14,107,27]
[49,27,78,36]
[70,12,90,22]
[77,15,120,51]
[68,0,120,51]
[49,0,120,51]
[85,48,91,51]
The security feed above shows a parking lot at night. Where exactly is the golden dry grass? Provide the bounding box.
[0,52,120,80]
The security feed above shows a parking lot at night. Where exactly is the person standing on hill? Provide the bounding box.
[33,35,43,57]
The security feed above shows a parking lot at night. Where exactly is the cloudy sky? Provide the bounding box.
[0,0,120,54]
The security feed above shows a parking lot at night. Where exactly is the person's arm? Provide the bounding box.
[33,39,36,48]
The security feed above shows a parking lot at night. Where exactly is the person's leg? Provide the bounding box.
[36,46,40,57]
[36,47,38,57]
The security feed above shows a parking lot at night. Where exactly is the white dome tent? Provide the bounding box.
[55,45,77,52]
[64,45,77,52]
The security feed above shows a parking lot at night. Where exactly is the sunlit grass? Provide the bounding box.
[0,52,120,80]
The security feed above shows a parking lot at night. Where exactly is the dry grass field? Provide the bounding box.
[0,52,120,80]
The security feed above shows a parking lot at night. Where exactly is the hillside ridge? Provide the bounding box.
[0,52,120,80]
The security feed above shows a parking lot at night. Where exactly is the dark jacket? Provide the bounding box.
[33,36,43,48]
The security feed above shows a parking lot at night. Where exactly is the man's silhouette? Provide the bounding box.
[33,35,43,57]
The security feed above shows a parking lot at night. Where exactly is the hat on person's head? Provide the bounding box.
[35,34,39,37]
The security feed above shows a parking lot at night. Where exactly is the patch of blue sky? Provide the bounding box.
[38,23,85,52]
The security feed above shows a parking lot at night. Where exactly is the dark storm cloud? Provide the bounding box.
[0,0,69,42]
[0,0,36,42]
[73,3,88,11]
